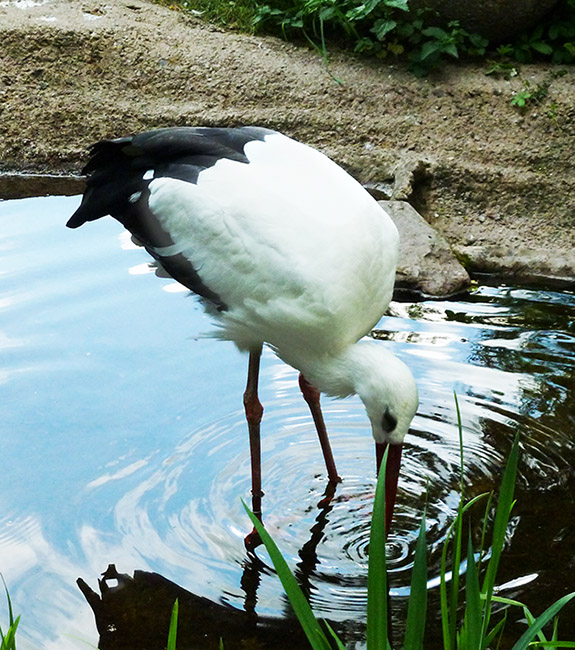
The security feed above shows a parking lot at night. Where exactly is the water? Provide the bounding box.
[1,195,575,648]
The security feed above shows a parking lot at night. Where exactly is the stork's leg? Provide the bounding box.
[244,346,264,520]
[298,374,341,484]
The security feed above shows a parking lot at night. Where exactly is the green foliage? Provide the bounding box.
[163,0,575,75]
[365,444,390,650]
[253,0,490,75]
[511,82,534,108]
[244,409,575,649]
[167,599,179,650]
[0,578,19,650]
[510,69,567,110]
[244,502,334,650]
[402,512,427,649]
[154,0,258,31]
[507,2,575,64]
[405,22,488,77]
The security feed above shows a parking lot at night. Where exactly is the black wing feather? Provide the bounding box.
[67,126,274,309]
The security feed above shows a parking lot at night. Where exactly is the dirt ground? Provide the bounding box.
[1,0,574,287]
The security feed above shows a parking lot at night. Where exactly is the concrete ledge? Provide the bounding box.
[0,173,84,199]
[456,245,575,289]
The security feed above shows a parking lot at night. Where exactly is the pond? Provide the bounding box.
[1,194,575,648]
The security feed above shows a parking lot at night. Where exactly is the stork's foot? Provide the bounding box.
[244,527,263,551]
[317,476,340,508]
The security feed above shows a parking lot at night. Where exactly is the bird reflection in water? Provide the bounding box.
[78,482,359,650]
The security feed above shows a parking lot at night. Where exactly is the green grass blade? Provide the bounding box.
[477,491,494,579]
[448,396,465,650]
[1,576,14,630]
[448,499,463,648]
[440,493,488,650]
[367,445,390,650]
[243,502,332,650]
[552,617,559,644]
[403,510,427,650]
[167,599,178,650]
[454,392,464,495]
[484,612,507,648]
[0,576,18,650]
[489,592,543,641]
[481,434,520,637]
[463,530,482,649]
[325,621,347,650]
[440,525,451,650]
[0,615,19,650]
[510,592,575,650]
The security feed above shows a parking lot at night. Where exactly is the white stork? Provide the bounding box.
[67,126,418,537]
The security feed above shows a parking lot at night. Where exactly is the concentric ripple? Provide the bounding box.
[2,197,575,647]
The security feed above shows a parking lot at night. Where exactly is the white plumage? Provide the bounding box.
[68,126,418,535]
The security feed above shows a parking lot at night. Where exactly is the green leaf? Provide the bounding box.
[443,42,459,58]
[167,599,179,650]
[420,40,443,60]
[510,592,575,650]
[480,434,520,639]
[243,502,333,650]
[463,532,482,649]
[403,510,427,650]
[421,26,448,39]
[531,41,553,55]
[371,18,397,40]
[382,0,409,10]
[469,33,489,48]
[484,612,507,647]
[345,0,379,21]
[325,621,348,650]
[367,446,390,650]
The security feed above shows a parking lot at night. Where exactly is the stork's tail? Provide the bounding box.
[67,136,141,229]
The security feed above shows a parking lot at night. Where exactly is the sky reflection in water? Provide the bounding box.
[1,195,574,648]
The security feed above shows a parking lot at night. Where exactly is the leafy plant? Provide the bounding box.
[510,70,565,110]
[167,599,179,650]
[160,0,575,75]
[406,22,488,76]
[511,82,533,108]
[0,578,19,650]
[243,402,575,648]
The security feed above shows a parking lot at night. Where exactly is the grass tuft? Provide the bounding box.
[0,577,20,650]
[241,398,575,649]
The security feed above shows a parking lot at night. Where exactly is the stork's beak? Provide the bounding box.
[375,441,403,534]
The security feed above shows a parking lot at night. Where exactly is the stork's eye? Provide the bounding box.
[382,407,397,433]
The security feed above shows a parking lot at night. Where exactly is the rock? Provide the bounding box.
[410,0,559,42]
[381,200,471,297]
[390,158,431,201]
[455,245,575,288]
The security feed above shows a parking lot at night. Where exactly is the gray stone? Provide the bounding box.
[409,0,559,42]
[456,245,575,288]
[381,200,471,297]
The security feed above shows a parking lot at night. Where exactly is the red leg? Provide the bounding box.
[299,374,341,484]
[244,346,264,520]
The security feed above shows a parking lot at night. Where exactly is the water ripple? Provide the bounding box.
[2,197,575,645]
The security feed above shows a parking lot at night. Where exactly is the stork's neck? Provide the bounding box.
[279,342,373,399]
